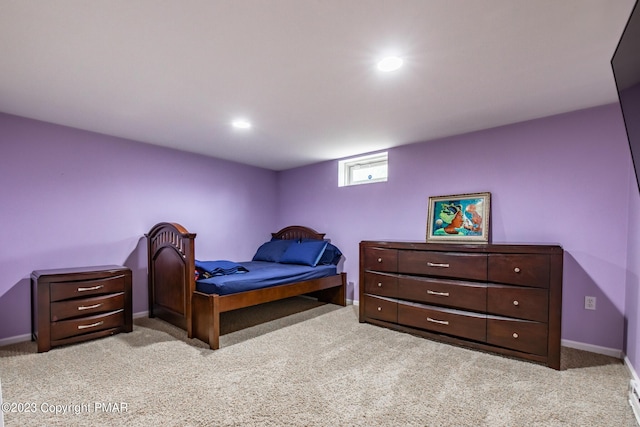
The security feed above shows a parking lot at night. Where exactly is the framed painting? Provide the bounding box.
[426,192,491,243]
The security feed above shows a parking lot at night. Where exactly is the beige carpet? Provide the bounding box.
[0,297,637,426]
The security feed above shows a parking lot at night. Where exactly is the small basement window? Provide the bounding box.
[338,152,388,187]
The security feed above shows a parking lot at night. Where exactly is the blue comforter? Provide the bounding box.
[195,261,337,296]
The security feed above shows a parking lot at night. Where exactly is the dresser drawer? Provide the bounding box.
[487,285,548,322]
[364,272,398,298]
[50,274,126,302]
[50,310,125,341]
[51,292,125,322]
[363,294,398,323]
[363,248,398,272]
[398,251,487,281]
[488,254,549,288]
[398,301,486,341]
[486,317,548,356]
[397,276,487,312]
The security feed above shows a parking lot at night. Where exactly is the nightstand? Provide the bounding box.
[31,265,132,352]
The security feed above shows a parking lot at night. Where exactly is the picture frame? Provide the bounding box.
[426,192,491,243]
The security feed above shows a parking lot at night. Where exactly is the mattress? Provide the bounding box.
[195,261,338,295]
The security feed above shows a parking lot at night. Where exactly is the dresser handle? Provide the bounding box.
[77,321,104,330]
[427,262,450,268]
[377,258,383,263]
[427,290,450,297]
[77,285,104,292]
[512,333,519,339]
[377,306,382,311]
[514,267,521,273]
[513,300,519,306]
[78,303,103,311]
[427,317,449,326]
[377,282,382,287]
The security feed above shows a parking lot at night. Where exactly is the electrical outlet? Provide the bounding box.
[585,296,596,310]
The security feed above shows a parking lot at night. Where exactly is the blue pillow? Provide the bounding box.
[301,239,342,265]
[252,240,296,262]
[319,243,342,265]
[279,240,328,267]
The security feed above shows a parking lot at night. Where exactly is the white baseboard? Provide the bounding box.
[133,311,149,319]
[561,339,623,359]
[625,355,640,383]
[626,363,640,426]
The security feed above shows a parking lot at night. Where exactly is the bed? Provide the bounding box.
[146,222,347,349]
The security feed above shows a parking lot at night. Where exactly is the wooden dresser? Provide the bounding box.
[31,265,132,353]
[359,241,563,369]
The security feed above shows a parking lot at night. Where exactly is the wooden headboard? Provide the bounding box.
[271,225,326,241]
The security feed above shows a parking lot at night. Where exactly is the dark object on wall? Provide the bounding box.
[612,0,640,192]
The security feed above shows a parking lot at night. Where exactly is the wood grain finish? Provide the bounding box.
[363,272,398,298]
[31,265,132,353]
[488,254,549,288]
[397,276,487,312]
[51,292,125,321]
[363,294,398,323]
[360,241,563,369]
[398,250,487,281]
[398,301,487,342]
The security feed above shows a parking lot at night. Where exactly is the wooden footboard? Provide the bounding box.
[146,222,347,350]
[146,223,196,332]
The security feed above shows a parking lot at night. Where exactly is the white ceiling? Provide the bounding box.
[0,1,636,171]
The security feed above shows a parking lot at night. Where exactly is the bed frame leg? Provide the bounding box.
[315,273,347,306]
[209,295,220,350]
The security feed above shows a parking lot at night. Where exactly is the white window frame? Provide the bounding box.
[338,152,388,187]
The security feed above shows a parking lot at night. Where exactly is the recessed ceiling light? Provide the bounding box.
[231,119,252,129]
[377,56,403,72]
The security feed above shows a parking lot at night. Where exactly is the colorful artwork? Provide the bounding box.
[427,192,491,243]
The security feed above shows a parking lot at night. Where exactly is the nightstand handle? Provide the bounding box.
[77,321,104,330]
[427,317,449,326]
[77,285,104,292]
[78,303,102,311]
[427,262,449,268]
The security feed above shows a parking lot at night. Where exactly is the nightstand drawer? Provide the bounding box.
[51,292,125,322]
[398,251,487,281]
[486,317,548,356]
[397,276,487,312]
[50,274,126,302]
[488,254,549,288]
[398,301,486,341]
[363,294,398,323]
[363,272,398,298]
[51,310,125,341]
[487,285,548,322]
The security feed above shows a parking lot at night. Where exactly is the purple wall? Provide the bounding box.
[2,103,639,370]
[0,113,278,340]
[277,104,632,352]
